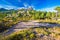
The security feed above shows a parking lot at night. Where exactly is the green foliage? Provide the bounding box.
[55,6,60,12]
[3,27,60,40]
[5,30,36,40]
[46,12,51,19]
[1,6,60,40]
[0,7,60,32]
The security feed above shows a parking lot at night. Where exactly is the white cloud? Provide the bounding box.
[23,3,29,8]
[0,4,34,10]
[0,5,18,10]
[18,0,21,2]
[40,6,57,12]
[0,6,3,8]
[17,7,25,9]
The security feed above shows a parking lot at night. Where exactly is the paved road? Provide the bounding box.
[2,21,60,36]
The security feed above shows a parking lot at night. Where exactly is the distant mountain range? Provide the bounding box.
[0,7,33,14]
[0,8,18,14]
[0,8,8,11]
[0,8,17,11]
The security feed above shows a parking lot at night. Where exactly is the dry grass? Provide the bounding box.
[3,27,60,40]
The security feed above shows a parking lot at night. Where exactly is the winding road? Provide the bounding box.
[2,21,60,36]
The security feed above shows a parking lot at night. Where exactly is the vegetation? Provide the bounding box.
[0,7,60,32]
[0,6,60,40]
[1,27,60,40]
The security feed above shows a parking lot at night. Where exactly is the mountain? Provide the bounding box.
[0,8,8,11]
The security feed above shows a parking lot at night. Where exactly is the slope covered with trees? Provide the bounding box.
[0,7,60,32]
[0,6,60,40]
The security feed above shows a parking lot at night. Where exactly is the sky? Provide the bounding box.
[0,0,60,11]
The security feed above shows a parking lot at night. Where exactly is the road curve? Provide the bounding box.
[2,21,60,36]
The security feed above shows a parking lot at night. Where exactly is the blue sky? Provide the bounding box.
[0,0,60,11]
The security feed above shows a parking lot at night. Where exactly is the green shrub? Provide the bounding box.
[5,30,36,40]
